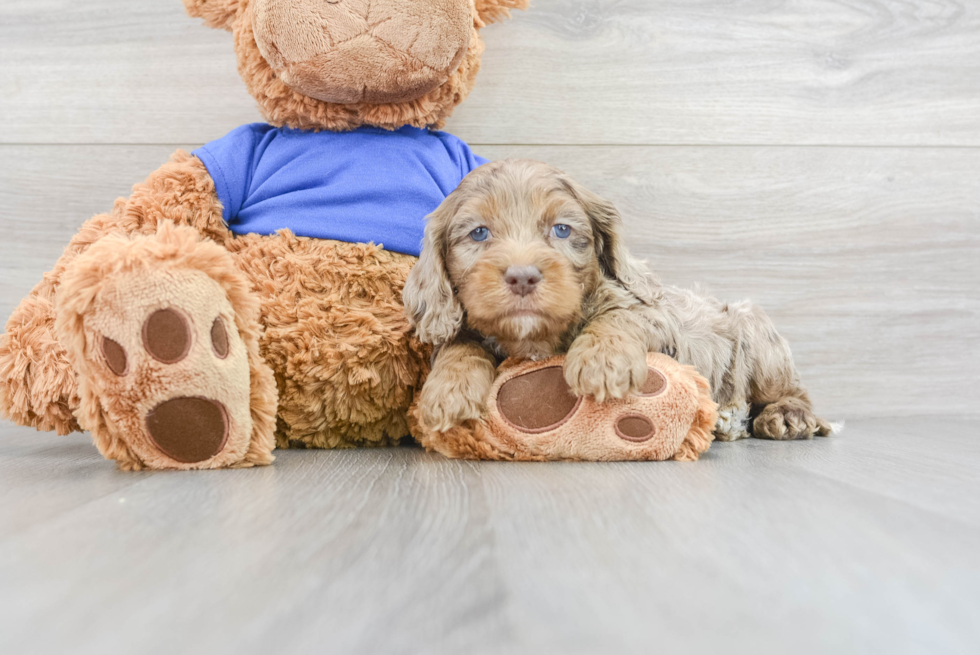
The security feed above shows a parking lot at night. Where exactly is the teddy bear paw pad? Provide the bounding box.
[496,366,581,433]
[615,415,656,443]
[146,396,229,464]
[82,268,254,469]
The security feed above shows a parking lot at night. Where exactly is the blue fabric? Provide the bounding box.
[192,124,488,256]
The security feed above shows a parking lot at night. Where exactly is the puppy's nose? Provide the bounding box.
[504,266,542,297]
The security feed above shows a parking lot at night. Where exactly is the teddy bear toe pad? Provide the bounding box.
[615,415,656,443]
[142,308,193,364]
[640,368,667,396]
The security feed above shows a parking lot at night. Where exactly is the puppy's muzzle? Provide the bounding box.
[504,266,542,297]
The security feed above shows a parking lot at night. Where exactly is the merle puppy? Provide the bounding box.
[403,159,830,441]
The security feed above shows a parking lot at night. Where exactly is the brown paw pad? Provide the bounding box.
[497,366,581,433]
[101,337,129,376]
[615,415,656,443]
[142,308,192,364]
[146,397,229,464]
[210,317,229,359]
[640,367,667,396]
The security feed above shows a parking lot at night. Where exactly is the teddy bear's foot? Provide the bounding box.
[55,223,277,470]
[0,293,80,435]
[412,353,719,462]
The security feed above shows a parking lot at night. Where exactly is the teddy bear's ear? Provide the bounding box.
[182,0,240,31]
[475,0,530,26]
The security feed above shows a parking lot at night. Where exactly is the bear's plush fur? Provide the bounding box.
[0,0,529,469]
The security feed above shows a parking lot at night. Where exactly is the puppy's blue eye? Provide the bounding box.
[470,227,490,242]
[552,224,572,239]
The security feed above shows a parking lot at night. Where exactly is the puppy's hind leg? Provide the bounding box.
[737,303,831,440]
[712,338,752,442]
[754,391,832,441]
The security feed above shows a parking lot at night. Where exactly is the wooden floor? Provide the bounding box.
[2,1,980,652]
[0,418,978,654]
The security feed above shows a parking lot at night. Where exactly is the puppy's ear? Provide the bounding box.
[475,0,530,26]
[183,0,240,31]
[403,197,465,345]
[563,177,657,304]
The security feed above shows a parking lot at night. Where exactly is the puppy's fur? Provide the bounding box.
[403,159,830,441]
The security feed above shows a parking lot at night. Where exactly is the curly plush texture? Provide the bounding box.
[183,0,240,30]
[474,0,528,26]
[227,232,431,449]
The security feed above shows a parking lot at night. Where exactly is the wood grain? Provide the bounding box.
[2,0,979,145]
[1,417,978,654]
[2,3,978,653]
[2,144,977,420]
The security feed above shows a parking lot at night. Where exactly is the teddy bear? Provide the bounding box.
[0,0,532,470]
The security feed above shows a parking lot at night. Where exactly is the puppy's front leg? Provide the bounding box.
[565,310,649,403]
[419,340,497,432]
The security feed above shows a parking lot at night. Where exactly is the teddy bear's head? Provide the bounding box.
[183,0,528,130]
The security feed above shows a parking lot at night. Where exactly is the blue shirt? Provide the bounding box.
[192,124,488,256]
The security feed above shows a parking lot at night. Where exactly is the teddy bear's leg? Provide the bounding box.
[228,233,430,449]
[54,222,277,470]
[0,291,81,435]
[0,151,232,435]
[411,353,718,462]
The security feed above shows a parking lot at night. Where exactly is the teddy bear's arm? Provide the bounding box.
[0,151,233,434]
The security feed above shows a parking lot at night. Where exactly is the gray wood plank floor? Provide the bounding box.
[2,2,979,652]
[1,418,978,655]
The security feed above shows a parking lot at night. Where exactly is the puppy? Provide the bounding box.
[403,159,831,441]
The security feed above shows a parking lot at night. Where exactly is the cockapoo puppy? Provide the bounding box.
[403,159,830,441]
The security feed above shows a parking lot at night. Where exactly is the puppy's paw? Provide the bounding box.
[419,383,487,433]
[753,397,832,440]
[714,401,751,442]
[564,333,648,403]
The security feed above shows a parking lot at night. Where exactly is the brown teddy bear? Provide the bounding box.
[0,0,531,470]
[1,0,719,469]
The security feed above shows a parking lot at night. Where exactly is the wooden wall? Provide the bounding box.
[2,0,978,419]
